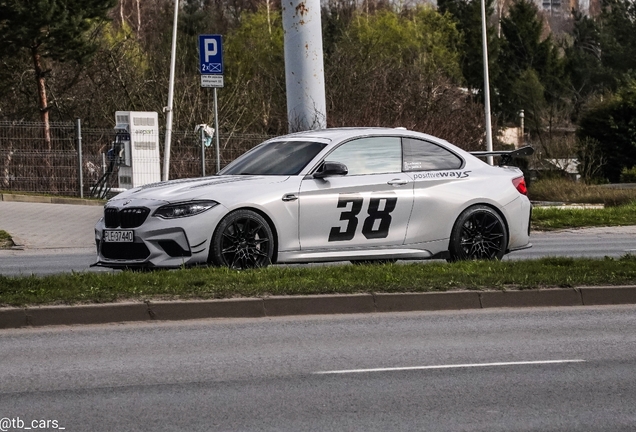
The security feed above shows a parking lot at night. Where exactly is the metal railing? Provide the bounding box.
[0,120,271,198]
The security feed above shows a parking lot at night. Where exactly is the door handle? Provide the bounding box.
[282,193,298,202]
[387,179,408,186]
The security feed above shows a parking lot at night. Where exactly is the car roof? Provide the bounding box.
[276,127,446,144]
[264,127,477,164]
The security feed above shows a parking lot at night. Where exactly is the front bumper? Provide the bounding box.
[94,203,227,269]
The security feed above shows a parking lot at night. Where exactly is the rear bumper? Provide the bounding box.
[504,195,532,251]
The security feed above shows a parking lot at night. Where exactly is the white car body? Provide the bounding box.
[94,128,531,269]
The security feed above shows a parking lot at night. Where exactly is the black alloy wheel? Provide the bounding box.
[210,210,275,269]
[448,205,508,261]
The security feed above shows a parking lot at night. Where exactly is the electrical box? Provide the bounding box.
[114,111,161,189]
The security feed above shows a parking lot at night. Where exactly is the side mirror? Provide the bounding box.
[313,161,348,179]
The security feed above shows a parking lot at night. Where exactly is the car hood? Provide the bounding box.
[108,175,290,203]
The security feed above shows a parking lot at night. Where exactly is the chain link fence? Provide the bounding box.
[0,121,271,198]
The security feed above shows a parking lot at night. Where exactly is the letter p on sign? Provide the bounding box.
[204,39,217,61]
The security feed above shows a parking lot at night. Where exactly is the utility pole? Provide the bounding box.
[481,0,494,165]
[162,0,179,181]
[282,0,327,132]
[519,109,525,148]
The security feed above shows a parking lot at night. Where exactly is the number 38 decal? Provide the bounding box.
[328,193,398,242]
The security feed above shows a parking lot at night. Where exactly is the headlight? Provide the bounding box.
[153,200,219,219]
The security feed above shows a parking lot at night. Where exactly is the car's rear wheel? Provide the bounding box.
[448,205,508,261]
[210,209,274,269]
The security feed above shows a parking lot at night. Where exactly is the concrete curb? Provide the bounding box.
[2,286,636,329]
[264,294,376,316]
[375,291,481,312]
[580,286,636,305]
[479,288,583,308]
[0,193,104,206]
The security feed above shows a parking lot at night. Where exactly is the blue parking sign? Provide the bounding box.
[199,35,223,74]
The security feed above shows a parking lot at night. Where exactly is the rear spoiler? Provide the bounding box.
[470,145,534,166]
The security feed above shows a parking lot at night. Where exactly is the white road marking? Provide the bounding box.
[314,359,586,375]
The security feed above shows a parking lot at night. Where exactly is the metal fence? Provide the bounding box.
[0,121,271,198]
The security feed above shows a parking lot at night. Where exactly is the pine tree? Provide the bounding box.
[496,0,567,123]
[437,0,499,101]
[565,12,602,114]
[599,0,636,80]
[0,0,116,148]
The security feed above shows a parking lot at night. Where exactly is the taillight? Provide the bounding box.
[512,176,527,195]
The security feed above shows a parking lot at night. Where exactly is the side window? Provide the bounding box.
[403,138,463,171]
[326,137,402,175]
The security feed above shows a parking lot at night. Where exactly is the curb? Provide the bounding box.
[2,286,636,329]
[0,193,104,206]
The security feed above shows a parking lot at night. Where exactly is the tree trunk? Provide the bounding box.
[2,143,12,189]
[31,46,55,192]
[136,0,141,33]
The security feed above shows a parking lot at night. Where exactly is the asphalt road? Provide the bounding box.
[1,200,636,276]
[1,306,635,431]
[506,225,636,260]
[2,226,636,276]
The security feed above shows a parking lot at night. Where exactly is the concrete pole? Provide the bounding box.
[282,0,327,132]
[519,109,525,148]
[200,125,206,177]
[481,0,494,165]
[162,0,179,181]
[75,118,83,198]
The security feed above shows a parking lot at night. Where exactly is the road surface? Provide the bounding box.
[1,306,635,431]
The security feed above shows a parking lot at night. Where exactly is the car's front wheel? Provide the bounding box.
[448,205,508,261]
[210,209,275,269]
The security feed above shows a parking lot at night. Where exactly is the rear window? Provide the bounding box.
[403,138,462,171]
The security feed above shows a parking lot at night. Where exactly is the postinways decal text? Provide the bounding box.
[412,171,471,180]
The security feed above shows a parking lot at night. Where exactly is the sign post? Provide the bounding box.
[199,34,223,173]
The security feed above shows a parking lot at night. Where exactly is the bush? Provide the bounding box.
[620,166,636,183]
[578,82,636,182]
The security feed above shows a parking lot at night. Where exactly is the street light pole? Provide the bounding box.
[162,0,179,181]
[519,109,525,147]
[481,0,494,165]
[282,0,327,132]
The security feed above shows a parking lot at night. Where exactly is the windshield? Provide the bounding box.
[220,140,327,175]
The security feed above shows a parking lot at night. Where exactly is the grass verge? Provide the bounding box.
[2,256,636,307]
[532,202,636,230]
[528,179,636,206]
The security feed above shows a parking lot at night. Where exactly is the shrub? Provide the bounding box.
[619,166,636,183]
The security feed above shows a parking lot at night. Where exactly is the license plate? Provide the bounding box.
[103,230,134,243]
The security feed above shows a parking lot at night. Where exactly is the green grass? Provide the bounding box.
[0,230,13,249]
[532,202,636,230]
[527,178,636,230]
[2,256,636,307]
[528,178,636,206]
[2,179,636,307]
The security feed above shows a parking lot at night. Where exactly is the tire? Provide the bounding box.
[210,209,275,269]
[448,205,508,261]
